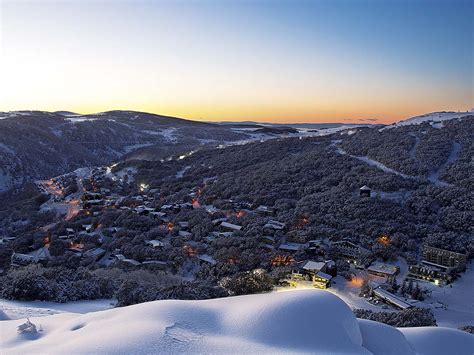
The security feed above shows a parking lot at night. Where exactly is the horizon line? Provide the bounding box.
[1,108,472,125]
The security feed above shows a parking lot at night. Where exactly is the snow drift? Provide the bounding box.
[0,290,472,354]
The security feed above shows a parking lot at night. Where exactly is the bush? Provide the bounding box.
[0,265,114,302]
[353,308,437,327]
[458,325,474,334]
[219,269,273,296]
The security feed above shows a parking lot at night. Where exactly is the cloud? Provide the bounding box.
[358,118,379,122]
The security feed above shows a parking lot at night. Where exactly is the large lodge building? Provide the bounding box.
[422,245,467,270]
[408,245,467,285]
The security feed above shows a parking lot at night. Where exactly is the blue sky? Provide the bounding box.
[0,0,472,123]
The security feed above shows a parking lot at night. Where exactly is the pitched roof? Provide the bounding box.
[301,260,326,271]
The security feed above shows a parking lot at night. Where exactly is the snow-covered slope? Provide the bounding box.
[0,290,472,354]
[385,111,473,129]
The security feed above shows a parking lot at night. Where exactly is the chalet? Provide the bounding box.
[178,221,189,229]
[255,205,275,216]
[289,260,334,289]
[215,231,234,238]
[422,245,467,271]
[279,242,307,252]
[198,254,217,266]
[408,263,452,285]
[178,230,192,238]
[11,248,50,267]
[135,206,154,216]
[263,220,286,231]
[367,262,399,281]
[307,240,327,255]
[205,205,219,214]
[359,185,371,198]
[262,235,276,244]
[220,221,242,232]
[84,247,106,261]
[312,271,333,289]
[150,211,167,219]
[146,240,164,248]
[233,201,253,210]
[299,259,337,277]
[179,202,194,210]
[332,240,370,265]
[301,260,327,273]
[212,218,228,226]
[68,242,84,253]
[373,287,413,310]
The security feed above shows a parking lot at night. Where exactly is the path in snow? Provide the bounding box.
[176,165,191,178]
[427,142,460,187]
[333,143,414,180]
[334,140,461,188]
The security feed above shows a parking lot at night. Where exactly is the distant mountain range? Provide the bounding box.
[0,109,471,192]
[0,111,246,192]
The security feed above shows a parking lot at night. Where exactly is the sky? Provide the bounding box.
[0,0,472,124]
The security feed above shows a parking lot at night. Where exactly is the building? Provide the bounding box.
[84,247,106,261]
[359,185,371,198]
[11,248,50,267]
[373,287,413,310]
[198,254,217,266]
[422,245,467,271]
[178,221,189,229]
[312,271,333,289]
[178,230,192,238]
[255,205,275,216]
[307,240,328,256]
[301,260,327,274]
[408,263,452,285]
[263,220,286,232]
[367,262,399,281]
[287,260,335,289]
[220,222,242,232]
[279,242,307,252]
[146,240,164,248]
[332,240,370,265]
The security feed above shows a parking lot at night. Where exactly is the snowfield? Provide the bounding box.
[0,290,472,354]
[383,111,473,129]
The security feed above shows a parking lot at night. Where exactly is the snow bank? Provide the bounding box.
[0,290,472,354]
[0,309,10,321]
[358,319,416,355]
[400,327,474,355]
